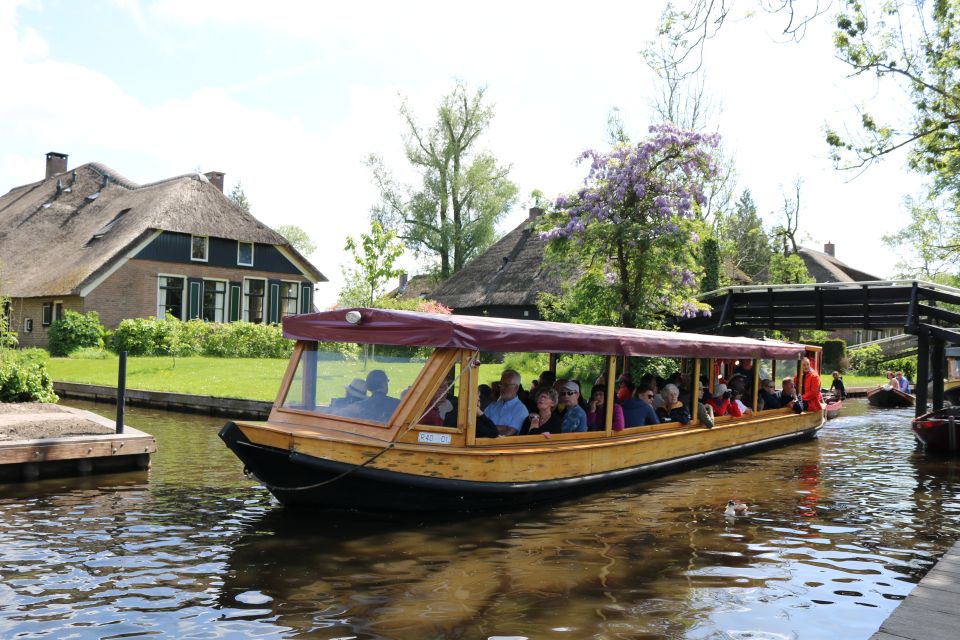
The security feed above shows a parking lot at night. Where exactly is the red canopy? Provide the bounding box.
[283,308,807,360]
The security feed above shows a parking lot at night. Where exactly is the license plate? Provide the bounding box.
[417,432,452,445]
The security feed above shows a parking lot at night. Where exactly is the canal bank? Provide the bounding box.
[870,539,960,640]
[53,381,272,419]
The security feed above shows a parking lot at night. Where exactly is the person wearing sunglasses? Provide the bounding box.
[557,380,588,433]
[622,384,660,427]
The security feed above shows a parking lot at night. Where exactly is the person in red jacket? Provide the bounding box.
[796,357,823,412]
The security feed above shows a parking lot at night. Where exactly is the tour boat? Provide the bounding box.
[219,308,825,512]
[866,385,915,408]
[912,407,960,452]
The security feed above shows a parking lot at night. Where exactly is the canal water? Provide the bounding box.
[1,401,958,640]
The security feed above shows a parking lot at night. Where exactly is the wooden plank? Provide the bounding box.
[0,432,156,465]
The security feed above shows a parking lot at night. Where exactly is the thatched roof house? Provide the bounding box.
[429,208,564,320]
[798,242,880,283]
[0,152,325,348]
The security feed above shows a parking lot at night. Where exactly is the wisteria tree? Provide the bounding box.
[539,123,721,329]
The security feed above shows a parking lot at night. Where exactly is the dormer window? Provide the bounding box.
[237,241,254,266]
[191,235,209,262]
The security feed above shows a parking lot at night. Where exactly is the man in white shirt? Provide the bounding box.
[484,370,528,436]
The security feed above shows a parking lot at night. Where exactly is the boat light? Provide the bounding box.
[345,310,363,325]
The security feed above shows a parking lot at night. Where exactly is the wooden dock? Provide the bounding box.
[0,404,156,482]
[870,540,960,640]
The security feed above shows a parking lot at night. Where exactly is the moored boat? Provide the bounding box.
[912,407,960,452]
[867,385,915,408]
[219,308,825,512]
[823,392,843,420]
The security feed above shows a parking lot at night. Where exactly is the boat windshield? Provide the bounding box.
[281,342,431,425]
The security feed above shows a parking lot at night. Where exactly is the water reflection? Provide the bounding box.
[0,400,958,639]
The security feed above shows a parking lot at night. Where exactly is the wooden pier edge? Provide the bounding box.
[870,539,960,640]
[54,381,273,419]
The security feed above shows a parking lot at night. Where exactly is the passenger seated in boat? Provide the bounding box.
[330,378,367,410]
[418,386,448,426]
[729,388,753,416]
[829,371,847,399]
[520,387,563,435]
[758,379,780,409]
[616,372,634,402]
[778,378,798,410]
[557,380,588,432]
[485,370,529,436]
[339,369,400,422]
[895,371,911,394]
[708,383,740,417]
[657,384,691,424]
[622,385,660,427]
[478,384,494,410]
[586,385,625,431]
[883,371,895,389]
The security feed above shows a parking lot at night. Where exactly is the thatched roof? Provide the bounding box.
[798,245,880,283]
[384,274,437,300]
[429,214,564,311]
[0,162,325,297]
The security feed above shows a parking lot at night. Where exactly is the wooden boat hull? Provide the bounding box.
[867,386,915,408]
[912,409,960,453]
[220,412,824,512]
[825,400,842,420]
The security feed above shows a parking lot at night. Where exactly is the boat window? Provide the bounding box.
[281,342,431,425]
[415,362,461,429]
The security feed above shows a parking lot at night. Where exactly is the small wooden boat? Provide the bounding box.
[822,392,843,420]
[867,385,915,408]
[219,308,825,512]
[912,407,960,452]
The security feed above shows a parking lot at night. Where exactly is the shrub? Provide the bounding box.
[809,339,846,373]
[111,317,295,358]
[47,311,105,357]
[70,347,114,360]
[0,349,58,402]
[848,345,886,375]
[887,355,917,381]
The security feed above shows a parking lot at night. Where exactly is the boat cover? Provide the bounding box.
[283,308,807,359]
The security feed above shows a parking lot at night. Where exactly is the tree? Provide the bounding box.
[771,179,802,256]
[883,194,960,284]
[768,252,813,284]
[229,181,251,213]
[540,123,720,329]
[337,221,405,308]
[274,224,317,257]
[368,82,519,279]
[721,189,772,279]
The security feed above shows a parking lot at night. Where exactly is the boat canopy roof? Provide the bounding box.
[283,308,808,360]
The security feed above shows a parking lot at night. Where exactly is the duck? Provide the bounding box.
[725,500,748,517]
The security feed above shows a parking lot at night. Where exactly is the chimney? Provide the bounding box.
[398,273,409,290]
[824,241,835,257]
[45,152,68,179]
[204,171,225,192]
[528,206,544,220]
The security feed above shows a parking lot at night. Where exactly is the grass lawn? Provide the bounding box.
[841,374,894,389]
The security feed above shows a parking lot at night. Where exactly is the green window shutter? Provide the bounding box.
[188,279,202,320]
[300,284,312,314]
[268,280,280,324]
[229,283,241,322]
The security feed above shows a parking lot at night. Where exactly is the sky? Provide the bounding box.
[0,0,924,308]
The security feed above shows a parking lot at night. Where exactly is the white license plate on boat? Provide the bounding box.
[417,432,452,445]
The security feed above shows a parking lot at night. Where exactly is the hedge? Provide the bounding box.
[109,317,295,358]
[0,348,58,402]
[48,311,106,357]
[808,338,847,373]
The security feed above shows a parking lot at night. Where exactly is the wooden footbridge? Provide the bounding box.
[675,280,960,417]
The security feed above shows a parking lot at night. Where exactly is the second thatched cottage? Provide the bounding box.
[0,152,326,348]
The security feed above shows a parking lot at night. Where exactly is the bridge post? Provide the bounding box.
[916,330,930,418]
[932,337,945,411]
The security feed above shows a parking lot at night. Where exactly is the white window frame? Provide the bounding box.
[157,273,186,320]
[41,303,53,327]
[53,300,63,323]
[279,280,300,318]
[24,318,33,333]
[242,277,267,324]
[190,235,209,262]
[237,241,254,267]
[202,278,228,323]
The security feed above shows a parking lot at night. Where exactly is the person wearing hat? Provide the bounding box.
[331,378,368,410]
[707,383,741,417]
[341,369,400,423]
[558,380,588,433]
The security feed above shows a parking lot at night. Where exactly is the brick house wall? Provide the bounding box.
[6,296,84,349]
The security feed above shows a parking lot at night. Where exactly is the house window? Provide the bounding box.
[237,241,254,266]
[243,278,266,324]
[191,235,209,262]
[41,303,53,326]
[54,302,63,323]
[279,281,299,318]
[202,279,226,323]
[24,318,33,333]
[158,276,185,319]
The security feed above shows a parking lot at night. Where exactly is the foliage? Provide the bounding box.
[0,294,15,350]
[887,355,917,382]
[721,189,772,280]
[848,344,886,375]
[883,193,960,283]
[229,181,251,213]
[47,310,106,357]
[110,318,294,358]
[338,221,405,308]
[275,224,317,257]
[768,252,813,285]
[540,123,720,329]
[807,338,846,372]
[700,236,720,292]
[537,265,621,327]
[368,82,519,278]
[373,296,452,315]
[0,348,58,403]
